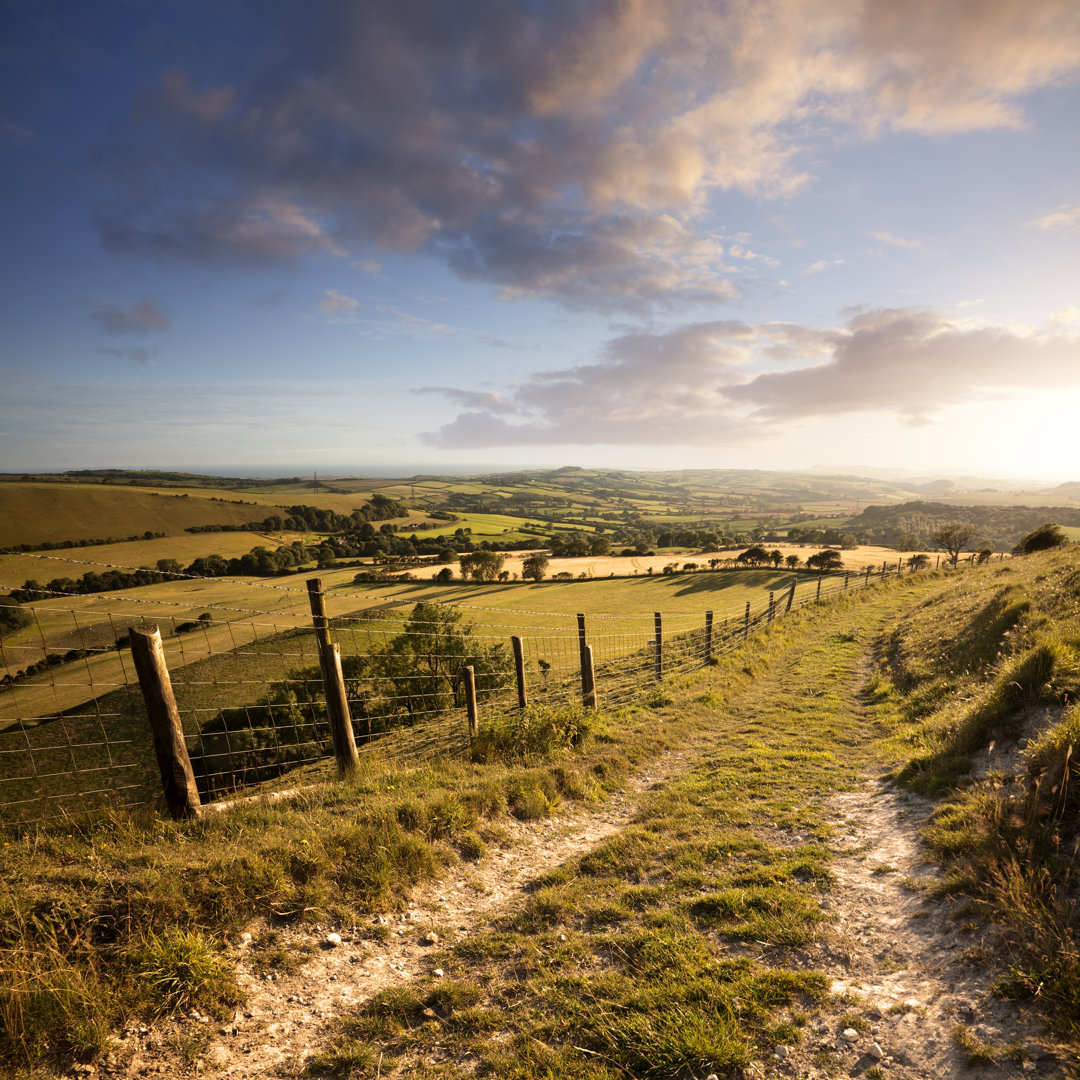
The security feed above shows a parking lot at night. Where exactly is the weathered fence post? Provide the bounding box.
[512,635,527,710]
[880,561,886,578]
[464,664,479,738]
[816,576,822,601]
[897,559,903,574]
[306,577,360,777]
[935,555,940,569]
[577,613,588,669]
[581,645,597,709]
[654,612,663,680]
[129,625,201,819]
[743,600,750,642]
[767,591,775,623]
[704,610,713,664]
[865,566,871,586]
[785,579,796,613]
[844,571,849,590]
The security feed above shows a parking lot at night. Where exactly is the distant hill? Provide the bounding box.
[852,501,1080,551]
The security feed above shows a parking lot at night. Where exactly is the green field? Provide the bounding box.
[0,482,280,548]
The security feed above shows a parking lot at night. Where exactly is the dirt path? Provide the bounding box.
[776,783,1071,1080]
[113,749,698,1080]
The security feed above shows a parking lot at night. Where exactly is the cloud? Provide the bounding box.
[869,231,922,250]
[318,290,362,317]
[1029,204,1080,232]
[413,387,517,414]
[421,308,1080,446]
[98,346,158,366]
[803,258,844,274]
[86,297,170,335]
[91,0,1080,311]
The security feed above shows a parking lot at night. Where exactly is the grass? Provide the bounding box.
[6,548,1080,1073]
[0,482,281,548]
[307,583,930,1078]
[873,546,1080,1042]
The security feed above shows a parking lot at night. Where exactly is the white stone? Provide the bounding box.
[774,1045,789,1059]
[842,1028,859,1041]
[325,933,342,947]
[870,1042,885,1059]
[434,968,445,977]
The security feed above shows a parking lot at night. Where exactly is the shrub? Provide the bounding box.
[1013,523,1070,555]
[471,705,593,764]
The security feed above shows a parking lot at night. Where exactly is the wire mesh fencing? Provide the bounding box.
[1,556,961,828]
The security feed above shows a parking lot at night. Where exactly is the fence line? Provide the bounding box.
[0,557,987,828]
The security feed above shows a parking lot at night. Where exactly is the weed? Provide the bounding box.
[138,927,242,1017]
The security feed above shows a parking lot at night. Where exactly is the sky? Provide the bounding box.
[2,0,1079,480]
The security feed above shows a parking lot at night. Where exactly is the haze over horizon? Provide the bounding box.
[2,1,1079,478]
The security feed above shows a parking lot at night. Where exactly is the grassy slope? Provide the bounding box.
[0,484,281,548]
[4,539,1078,1073]
[869,545,1080,1038]
[1,577,923,1073]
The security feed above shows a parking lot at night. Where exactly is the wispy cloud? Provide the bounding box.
[869,230,923,250]
[1029,204,1080,232]
[420,309,1080,447]
[803,258,845,274]
[97,346,158,366]
[86,297,170,335]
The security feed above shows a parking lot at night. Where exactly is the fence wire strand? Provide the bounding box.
[1,560,964,827]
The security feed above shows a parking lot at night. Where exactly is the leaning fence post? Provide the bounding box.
[464,664,479,738]
[129,625,201,819]
[743,600,750,642]
[785,579,796,613]
[581,645,597,709]
[512,635,527,710]
[767,591,775,623]
[704,610,713,664]
[306,577,360,776]
[654,612,663,680]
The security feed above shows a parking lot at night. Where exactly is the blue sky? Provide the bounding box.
[2,0,1079,478]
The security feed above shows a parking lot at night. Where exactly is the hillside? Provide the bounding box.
[2,547,1078,1076]
[0,483,282,548]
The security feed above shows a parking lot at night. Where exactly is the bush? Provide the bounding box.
[471,705,593,764]
[1013,523,1070,555]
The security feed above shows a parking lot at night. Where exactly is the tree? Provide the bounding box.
[806,549,843,570]
[930,522,978,566]
[1013,522,1070,555]
[907,553,931,570]
[785,554,800,569]
[736,545,770,566]
[0,596,31,638]
[770,549,783,567]
[521,553,550,582]
[459,550,504,582]
[434,566,455,582]
[343,603,510,726]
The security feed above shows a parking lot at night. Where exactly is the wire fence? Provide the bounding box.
[0,554,984,828]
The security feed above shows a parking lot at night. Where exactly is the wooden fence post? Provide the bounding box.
[577,613,587,669]
[306,577,360,777]
[743,600,750,642]
[865,566,871,586]
[581,645,597,709]
[512,635,527,710]
[785,579,796,613]
[129,625,201,819]
[844,571,849,590]
[767,591,775,623]
[654,612,663,680]
[816,576,822,601]
[704,610,713,664]
[464,664,479,738]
